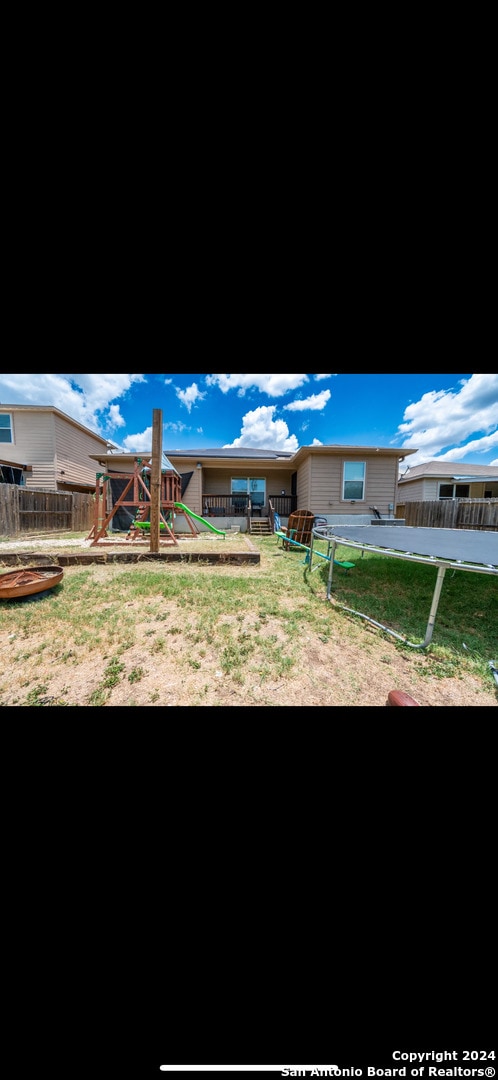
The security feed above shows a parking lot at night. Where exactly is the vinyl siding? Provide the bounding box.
[176,460,202,512]
[0,409,57,489]
[0,408,108,491]
[308,453,399,516]
[423,479,440,499]
[296,456,312,511]
[90,459,295,517]
[53,413,107,489]
[399,477,498,501]
[471,481,498,496]
[87,450,407,519]
[397,478,426,500]
[200,467,294,515]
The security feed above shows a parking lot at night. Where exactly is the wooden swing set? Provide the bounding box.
[86,456,198,546]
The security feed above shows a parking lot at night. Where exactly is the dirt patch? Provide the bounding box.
[2,586,496,709]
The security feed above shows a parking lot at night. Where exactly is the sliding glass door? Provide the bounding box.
[231,477,266,510]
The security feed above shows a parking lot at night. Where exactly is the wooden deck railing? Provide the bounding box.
[202,495,295,517]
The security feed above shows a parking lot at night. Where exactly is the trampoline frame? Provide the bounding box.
[309,526,498,649]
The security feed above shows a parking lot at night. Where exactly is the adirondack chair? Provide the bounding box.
[280,510,315,551]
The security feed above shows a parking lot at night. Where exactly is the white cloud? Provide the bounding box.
[395,373,498,466]
[423,430,498,463]
[121,419,193,452]
[121,426,153,452]
[205,374,309,397]
[175,382,206,412]
[223,405,299,451]
[0,373,146,436]
[108,404,125,428]
[283,390,331,412]
[314,374,336,381]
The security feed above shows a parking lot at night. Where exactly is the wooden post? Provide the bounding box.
[150,409,163,552]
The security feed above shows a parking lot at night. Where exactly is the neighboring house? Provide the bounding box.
[398,461,498,502]
[0,405,110,493]
[90,443,418,525]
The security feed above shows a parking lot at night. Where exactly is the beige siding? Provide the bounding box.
[0,407,109,492]
[397,478,425,501]
[308,453,399,515]
[200,466,294,515]
[94,453,142,471]
[472,480,498,497]
[423,479,440,499]
[53,413,107,489]
[296,456,311,510]
[176,459,202,514]
[399,476,498,501]
[264,468,293,499]
[90,450,406,519]
[0,409,57,490]
[89,459,294,518]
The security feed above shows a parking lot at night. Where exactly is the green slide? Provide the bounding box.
[174,503,226,537]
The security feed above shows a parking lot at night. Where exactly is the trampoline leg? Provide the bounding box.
[326,541,337,598]
[421,565,447,648]
[326,549,449,651]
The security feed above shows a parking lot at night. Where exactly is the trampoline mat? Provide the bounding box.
[319,526,498,568]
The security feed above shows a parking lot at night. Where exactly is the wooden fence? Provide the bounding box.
[397,499,498,531]
[2,487,497,537]
[0,487,94,536]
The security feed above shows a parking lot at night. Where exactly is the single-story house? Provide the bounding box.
[397,461,498,502]
[90,443,418,532]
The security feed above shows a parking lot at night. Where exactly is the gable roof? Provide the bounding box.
[290,444,416,467]
[1,404,110,446]
[93,443,418,470]
[399,460,498,483]
[165,447,294,460]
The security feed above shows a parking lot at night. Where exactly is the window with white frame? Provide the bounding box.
[0,414,13,443]
[343,461,365,501]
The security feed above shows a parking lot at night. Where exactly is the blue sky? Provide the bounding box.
[1,373,497,468]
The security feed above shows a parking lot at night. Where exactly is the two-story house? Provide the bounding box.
[0,405,111,493]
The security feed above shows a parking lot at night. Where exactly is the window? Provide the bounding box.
[231,477,265,506]
[0,414,12,443]
[439,483,470,499]
[343,461,365,501]
[0,464,23,484]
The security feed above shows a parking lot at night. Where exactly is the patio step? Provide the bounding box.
[249,518,272,536]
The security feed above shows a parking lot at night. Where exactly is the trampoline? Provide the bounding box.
[309,525,498,649]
